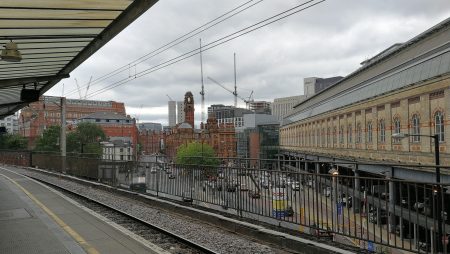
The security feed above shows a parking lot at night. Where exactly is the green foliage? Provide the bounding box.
[75,122,106,144]
[34,122,106,157]
[34,125,61,152]
[0,133,28,150]
[67,122,106,157]
[175,142,219,167]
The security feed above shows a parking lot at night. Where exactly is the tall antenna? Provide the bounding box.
[233,53,237,108]
[199,38,205,123]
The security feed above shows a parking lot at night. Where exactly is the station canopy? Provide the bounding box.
[0,0,157,118]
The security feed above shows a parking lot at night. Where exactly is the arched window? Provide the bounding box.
[327,127,331,146]
[322,128,325,146]
[379,119,386,143]
[367,121,373,143]
[411,114,420,142]
[393,117,401,143]
[333,127,337,144]
[435,111,445,142]
[356,123,362,144]
[348,124,352,144]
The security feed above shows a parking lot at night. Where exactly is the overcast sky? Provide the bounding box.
[45,0,450,126]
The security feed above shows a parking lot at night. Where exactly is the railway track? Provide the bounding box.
[31,176,220,254]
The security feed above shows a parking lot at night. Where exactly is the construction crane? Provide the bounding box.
[74,78,83,99]
[135,104,143,124]
[207,76,249,106]
[84,76,93,99]
[166,94,174,101]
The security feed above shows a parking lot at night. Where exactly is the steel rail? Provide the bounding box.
[29,176,220,254]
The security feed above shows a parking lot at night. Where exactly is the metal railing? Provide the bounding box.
[7,151,450,254]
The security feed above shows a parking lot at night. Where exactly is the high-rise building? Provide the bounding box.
[303,76,343,96]
[271,95,306,122]
[177,101,185,124]
[168,100,176,127]
[184,91,195,128]
[248,101,272,114]
[207,104,253,128]
[0,112,19,134]
[138,122,162,133]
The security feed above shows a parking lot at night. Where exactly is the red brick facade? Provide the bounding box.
[19,96,127,147]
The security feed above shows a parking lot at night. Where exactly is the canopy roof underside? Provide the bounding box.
[0,0,157,118]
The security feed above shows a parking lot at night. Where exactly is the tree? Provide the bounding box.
[67,122,106,157]
[175,142,219,167]
[0,134,28,150]
[34,126,61,152]
[34,122,106,157]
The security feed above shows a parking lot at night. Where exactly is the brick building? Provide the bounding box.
[19,96,126,147]
[79,112,138,150]
[145,92,237,161]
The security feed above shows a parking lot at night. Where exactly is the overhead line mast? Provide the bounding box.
[199,38,205,123]
[233,53,237,108]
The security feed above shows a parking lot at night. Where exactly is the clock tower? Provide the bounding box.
[184,91,195,128]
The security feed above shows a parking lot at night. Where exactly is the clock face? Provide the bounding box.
[187,97,191,103]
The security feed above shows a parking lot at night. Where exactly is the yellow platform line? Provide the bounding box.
[0,173,100,254]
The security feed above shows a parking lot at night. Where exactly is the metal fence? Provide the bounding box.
[13,152,450,253]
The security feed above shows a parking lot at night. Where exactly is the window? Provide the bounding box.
[379,119,386,143]
[367,121,373,143]
[333,127,337,144]
[339,126,344,144]
[356,123,362,144]
[348,125,352,144]
[327,127,331,145]
[411,114,420,142]
[393,117,401,143]
[435,111,445,142]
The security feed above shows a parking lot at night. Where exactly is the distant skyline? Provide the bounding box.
[44,0,450,126]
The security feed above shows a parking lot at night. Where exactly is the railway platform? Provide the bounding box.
[0,166,162,254]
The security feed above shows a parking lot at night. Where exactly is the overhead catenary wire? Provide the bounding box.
[85,0,325,99]
[65,0,264,97]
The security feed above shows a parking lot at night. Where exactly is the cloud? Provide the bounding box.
[45,0,450,126]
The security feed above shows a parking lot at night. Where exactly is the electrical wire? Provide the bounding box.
[65,0,264,97]
[85,0,326,99]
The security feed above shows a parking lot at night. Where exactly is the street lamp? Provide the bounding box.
[392,132,443,252]
[329,166,339,234]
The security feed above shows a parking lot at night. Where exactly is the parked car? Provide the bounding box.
[310,223,333,239]
[226,184,236,192]
[414,198,430,214]
[248,190,261,199]
[168,174,176,179]
[285,206,294,216]
[340,194,353,208]
[239,183,249,191]
[150,167,157,173]
[369,210,388,224]
[292,181,301,191]
[182,191,193,202]
[261,181,270,189]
